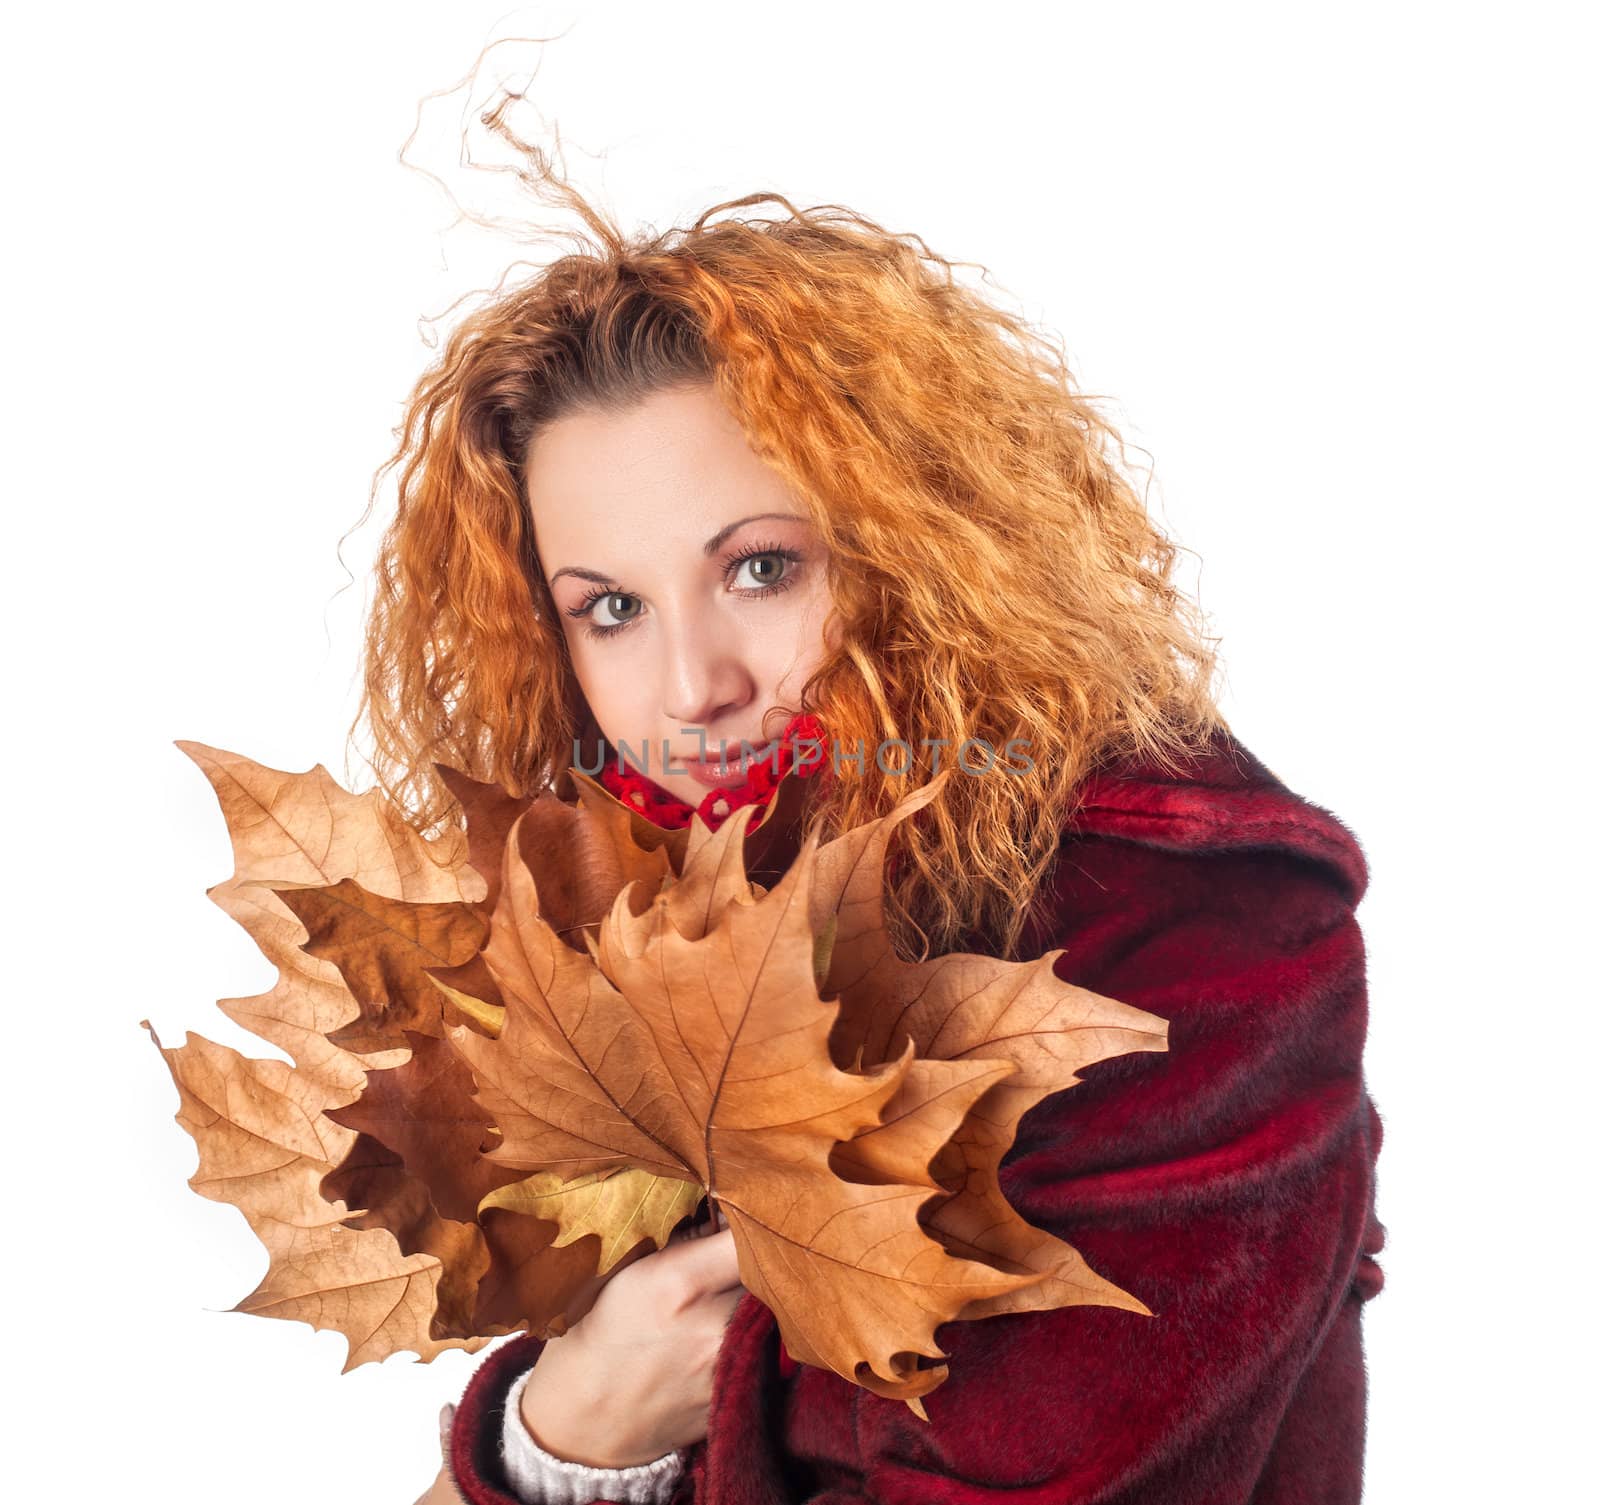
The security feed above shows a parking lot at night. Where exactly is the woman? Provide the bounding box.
[363,137,1386,1505]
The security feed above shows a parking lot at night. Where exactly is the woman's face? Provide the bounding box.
[526,379,838,809]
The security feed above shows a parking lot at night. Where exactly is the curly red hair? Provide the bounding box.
[352,93,1225,962]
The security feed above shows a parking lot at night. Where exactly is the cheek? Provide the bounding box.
[760,582,834,689]
[563,634,636,738]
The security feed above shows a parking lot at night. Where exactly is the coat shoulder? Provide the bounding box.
[1065,723,1370,905]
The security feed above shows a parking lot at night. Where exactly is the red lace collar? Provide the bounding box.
[593,714,829,831]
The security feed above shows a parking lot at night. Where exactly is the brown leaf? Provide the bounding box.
[325,1031,501,1225]
[175,740,482,1087]
[273,880,488,1051]
[439,762,684,933]
[142,1020,489,1368]
[809,773,1170,1327]
[319,1022,641,1338]
[157,743,491,1361]
[279,775,705,1341]
[159,743,1166,1406]
[445,818,702,1185]
[434,764,535,915]
[449,797,1042,1405]
[205,879,390,1093]
[320,1131,495,1339]
[177,740,481,904]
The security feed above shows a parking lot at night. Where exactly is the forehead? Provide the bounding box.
[525,382,800,573]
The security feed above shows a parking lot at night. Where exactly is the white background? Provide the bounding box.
[5,3,1593,1500]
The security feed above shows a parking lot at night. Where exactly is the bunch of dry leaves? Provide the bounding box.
[145,741,1170,1417]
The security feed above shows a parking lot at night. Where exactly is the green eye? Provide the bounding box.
[568,589,643,641]
[727,546,802,594]
[736,553,787,587]
[565,544,803,646]
[593,592,642,627]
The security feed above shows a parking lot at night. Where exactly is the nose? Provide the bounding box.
[659,613,756,734]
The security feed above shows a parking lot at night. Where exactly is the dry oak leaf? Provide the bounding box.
[444,792,1045,1412]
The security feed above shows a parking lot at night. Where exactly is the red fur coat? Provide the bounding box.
[445,728,1387,1503]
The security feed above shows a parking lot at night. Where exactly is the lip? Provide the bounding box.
[669,740,780,788]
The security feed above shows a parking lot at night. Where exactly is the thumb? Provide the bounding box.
[439,1401,456,1458]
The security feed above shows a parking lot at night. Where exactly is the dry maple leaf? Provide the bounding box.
[170,740,481,1077]
[141,1020,489,1369]
[274,767,774,1338]
[147,742,803,1362]
[274,879,489,1052]
[151,741,1169,1417]
[146,742,496,1366]
[436,778,1167,1413]
[805,779,1172,1337]
[432,770,1171,1401]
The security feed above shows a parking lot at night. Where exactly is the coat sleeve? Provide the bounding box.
[449,827,1387,1505]
[807,829,1387,1505]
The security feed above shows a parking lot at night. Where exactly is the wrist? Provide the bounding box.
[503,1367,686,1505]
[517,1338,663,1469]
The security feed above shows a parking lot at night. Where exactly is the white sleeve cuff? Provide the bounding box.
[499,1365,688,1505]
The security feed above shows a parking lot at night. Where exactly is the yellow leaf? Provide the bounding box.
[478,1167,704,1274]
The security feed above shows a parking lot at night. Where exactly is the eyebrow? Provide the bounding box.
[548,512,807,587]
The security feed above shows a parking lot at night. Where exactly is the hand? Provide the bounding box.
[516,1216,747,1468]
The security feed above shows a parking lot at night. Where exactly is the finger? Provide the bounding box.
[711,1282,749,1325]
[665,1203,715,1246]
[669,1224,744,1292]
